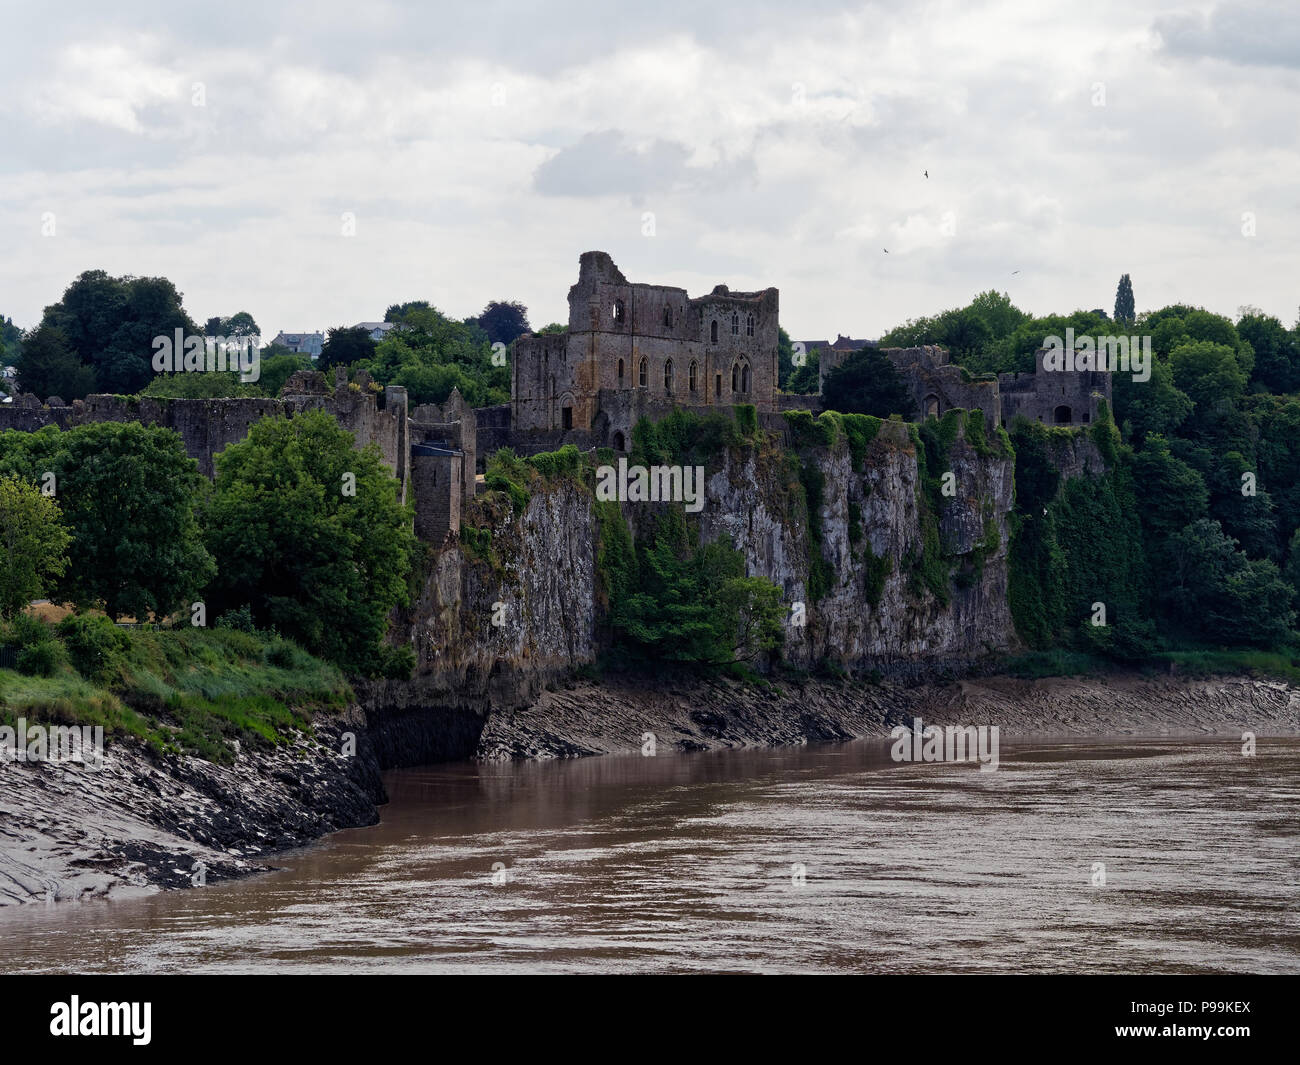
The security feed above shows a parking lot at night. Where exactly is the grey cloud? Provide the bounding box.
[1155,3,1300,68]
[533,130,754,199]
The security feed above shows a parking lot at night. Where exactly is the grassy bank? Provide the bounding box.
[0,615,351,763]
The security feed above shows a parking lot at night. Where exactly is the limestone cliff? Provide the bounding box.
[378,412,1017,718]
[699,417,1016,676]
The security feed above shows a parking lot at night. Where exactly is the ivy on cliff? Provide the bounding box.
[1005,414,1153,657]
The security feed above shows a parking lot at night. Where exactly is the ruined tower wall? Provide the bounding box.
[510,251,781,440]
[411,449,462,543]
[997,349,1112,427]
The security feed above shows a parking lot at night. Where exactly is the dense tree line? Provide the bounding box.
[0,414,415,675]
[12,270,519,410]
[881,278,1300,657]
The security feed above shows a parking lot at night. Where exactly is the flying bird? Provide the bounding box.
[1011,270,1020,275]
[924,170,929,178]
[883,248,889,254]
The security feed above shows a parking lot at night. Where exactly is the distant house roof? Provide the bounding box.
[830,335,875,351]
[271,331,325,357]
[797,336,876,354]
[354,321,397,333]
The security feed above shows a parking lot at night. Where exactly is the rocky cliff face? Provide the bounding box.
[699,418,1016,676]
[373,414,1017,731]
[364,479,598,730]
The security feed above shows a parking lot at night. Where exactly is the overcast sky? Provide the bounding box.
[2,0,1297,340]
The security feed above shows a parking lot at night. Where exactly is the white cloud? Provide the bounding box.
[1,0,1298,341]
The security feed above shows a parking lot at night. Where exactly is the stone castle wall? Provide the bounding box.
[998,349,1112,427]
[0,370,411,489]
[817,344,1002,431]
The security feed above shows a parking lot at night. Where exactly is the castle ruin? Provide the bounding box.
[510,250,780,453]
[0,250,1112,548]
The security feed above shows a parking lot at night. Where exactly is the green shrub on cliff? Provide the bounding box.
[630,407,747,467]
[782,409,836,449]
[528,444,582,480]
[839,413,883,469]
[1006,416,1152,655]
[602,507,784,667]
[862,542,891,607]
[484,448,532,512]
[795,459,835,602]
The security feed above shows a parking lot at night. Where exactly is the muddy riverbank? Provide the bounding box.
[2,673,1295,906]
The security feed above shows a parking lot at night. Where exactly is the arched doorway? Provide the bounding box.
[1054,405,1073,424]
[612,431,626,451]
[924,393,940,418]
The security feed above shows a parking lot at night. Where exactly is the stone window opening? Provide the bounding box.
[613,431,626,451]
[562,405,573,430]
[715,373,722,398]
[1054,405,1073,424]
[741,362,750,393]
[731,362,739,392]
[689,360,698,392]
[746,314,754,337]
[638,357,648,388]
[731,312,739,336]
[618,358,625,385]
[664,306,673,329]
[664,358,674,393]
[613,298,625,323]
[924,393,940,418]
[710,320,718,343]
[1082,411,1091,423]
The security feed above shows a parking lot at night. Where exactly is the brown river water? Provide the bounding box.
[2,736,1298,974]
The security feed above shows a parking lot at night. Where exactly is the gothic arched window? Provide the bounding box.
[731,313,739,336]
[746,314,754,337]
[731,362,739,392]
[664,359,674,392]
[689,360,698,392]
[664,306,673,329]
[710,320,718,343]
[617,358,625,384]
[638,357,648,387]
